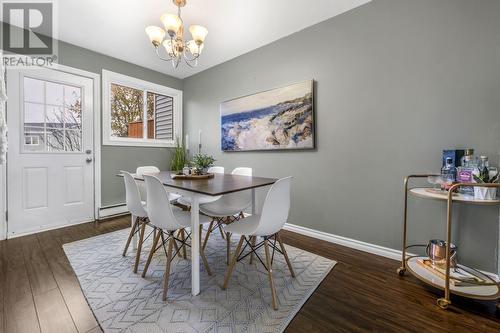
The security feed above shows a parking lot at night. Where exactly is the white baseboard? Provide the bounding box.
[283,223,402,261]
[8,218,94,239]
[283,223,499,280]
[99,204,129,219]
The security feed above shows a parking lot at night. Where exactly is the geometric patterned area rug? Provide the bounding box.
[63,227,336,333]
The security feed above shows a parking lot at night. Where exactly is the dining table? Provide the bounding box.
[122,171,277,296]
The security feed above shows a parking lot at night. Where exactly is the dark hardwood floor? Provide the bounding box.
[0,216,499,333]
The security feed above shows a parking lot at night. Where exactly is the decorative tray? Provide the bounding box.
[171,173,214,180]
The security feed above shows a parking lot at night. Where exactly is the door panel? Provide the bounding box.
[64,166,84,205]
[23,167,48,209]
[7,67,94,237]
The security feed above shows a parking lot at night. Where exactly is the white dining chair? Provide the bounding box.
[199,167,252,263]
[222,177,294,310]
[121,170,152,274]
[136,166,181,203]
[141,174,212,301]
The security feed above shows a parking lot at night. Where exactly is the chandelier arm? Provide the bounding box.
[183,48,200,62]
[154,46,175,62]
[183,57,197,68]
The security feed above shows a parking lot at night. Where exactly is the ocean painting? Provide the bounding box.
[221,80,314,151]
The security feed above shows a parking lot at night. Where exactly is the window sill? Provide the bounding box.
[103,138,175,148]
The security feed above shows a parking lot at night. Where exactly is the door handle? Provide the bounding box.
[86,157,93,163]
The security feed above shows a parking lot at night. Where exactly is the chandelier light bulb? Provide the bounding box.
[187,40,203,55]
[189,25,208,44]
[162,39,175,56]
[145,26,166,46]
[160,13,182,36]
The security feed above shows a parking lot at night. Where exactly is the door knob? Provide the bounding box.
[86,157,93,163]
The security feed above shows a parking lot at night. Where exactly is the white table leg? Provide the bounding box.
[131,214,137,251]
[191,195,200,296]
[251,188,256,216]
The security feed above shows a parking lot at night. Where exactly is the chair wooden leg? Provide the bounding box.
[199,224,203,247]
[202,220,214,251]
[222,235,245,290]
[264,239,278,310]
[249,236,256,264]
[123,216,139,257]
[226,232,231,265]
[277,233,295,278]
[200,247,212,276]
[172,232,181,255]
[162,234,175,301]
[133,221,146,273]
[142,229,161,277]
[179,229,187,259]
[218,222,226,240]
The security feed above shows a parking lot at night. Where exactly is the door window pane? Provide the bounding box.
[23,77,44,103]
[64,129,82,152]
[46,81,64,106]
[22,77,83,152]
[110,83,143,138]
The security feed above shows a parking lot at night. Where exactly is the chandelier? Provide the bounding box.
[145,0,208,68]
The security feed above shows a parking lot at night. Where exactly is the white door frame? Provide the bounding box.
[1,63,101,239]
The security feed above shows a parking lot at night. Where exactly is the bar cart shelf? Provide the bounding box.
[398,175,500,309]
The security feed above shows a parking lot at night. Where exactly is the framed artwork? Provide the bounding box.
[220,80,314,151]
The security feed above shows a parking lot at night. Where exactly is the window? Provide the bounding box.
[22,77,83,153]
[102,70,182,147]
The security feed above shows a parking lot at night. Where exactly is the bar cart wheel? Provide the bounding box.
[397,267,406,276]
[437,298,451,309]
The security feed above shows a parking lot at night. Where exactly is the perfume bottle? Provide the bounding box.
[441,157,457,190]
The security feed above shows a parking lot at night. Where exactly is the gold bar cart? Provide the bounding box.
[398,175,500,309]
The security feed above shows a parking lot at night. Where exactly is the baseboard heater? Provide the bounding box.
[99,203,129,219]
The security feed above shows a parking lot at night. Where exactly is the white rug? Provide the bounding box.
[63,228,336,333]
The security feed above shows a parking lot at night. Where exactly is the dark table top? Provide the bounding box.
[119,171,277,196]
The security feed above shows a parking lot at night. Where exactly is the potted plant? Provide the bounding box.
[170,137,187,174]
[473,169,499,200]
[192,153,216,175]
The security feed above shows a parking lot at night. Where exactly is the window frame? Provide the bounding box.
[102,70,182,147]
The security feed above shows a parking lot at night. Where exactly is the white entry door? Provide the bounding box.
[6,67,95,237]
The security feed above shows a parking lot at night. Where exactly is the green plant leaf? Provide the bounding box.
[473,174,485,183]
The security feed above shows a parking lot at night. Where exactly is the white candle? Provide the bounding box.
[185,134,189,151]
[198,130,202,153]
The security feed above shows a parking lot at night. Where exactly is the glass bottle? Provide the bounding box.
[441,157,456,190]
[457,149,476,196]
[182,164,190,176]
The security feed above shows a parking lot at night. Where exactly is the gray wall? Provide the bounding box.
[57,41,182,206]
[183,0,500,271]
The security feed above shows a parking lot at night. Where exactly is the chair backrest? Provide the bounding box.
[136,166,160,200]
[208,166,224,174]
[143,175,182,231]
[121,171,148,218]
[136,166,160,175]
[232,167,252,176]
[253,177,292,236]
[216,167,253,211]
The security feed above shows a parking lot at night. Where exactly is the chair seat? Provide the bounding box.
[168,206,211,230]
[199,200,249,218]
[168,193,182,202]
[177,195,222,207]
[222,214,260,236]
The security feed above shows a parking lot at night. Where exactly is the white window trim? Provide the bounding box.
[102,69,182,147]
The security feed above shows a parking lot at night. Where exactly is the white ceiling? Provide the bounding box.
[58,0,371,79]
